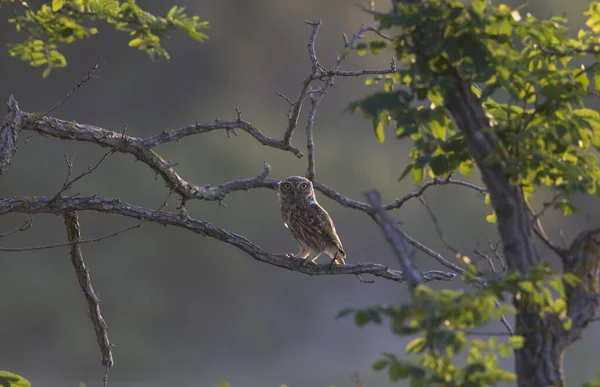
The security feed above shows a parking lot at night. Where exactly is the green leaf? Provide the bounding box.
[52,0,64,12]
[0,371,31,387]
[498,343,513,357]
[372,359,389,371]
[369,40,388,55]
[373,119,385,143]
[486,212,497,223]
[459,160,473,176]
[354,310,369,326]
[167,6,179,19]
[398,164,413,181]
[412,165,425,184]
[405,337,426,354]
[563,273,581,287]
[129,38,144,47]
[388,362,411,381]
[519,280,535,293]
[335,308,354,319]
[356,43,368,56]
[215,378,230,387]
[508,335,525,349]
[429,120,446,140]
[409,367,426,387]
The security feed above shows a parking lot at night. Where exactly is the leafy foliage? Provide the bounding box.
[338,262,582,386]
[0,371,31,387]
[2,0,209,77]
[349,0,600,214]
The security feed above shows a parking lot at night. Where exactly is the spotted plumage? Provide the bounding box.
[278,176,346,264]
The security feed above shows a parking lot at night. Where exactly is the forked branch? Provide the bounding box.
[0,195,456,284]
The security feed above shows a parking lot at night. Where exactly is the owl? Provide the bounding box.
[278,176,346,264]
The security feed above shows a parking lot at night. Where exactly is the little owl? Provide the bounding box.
[278,176,346,264]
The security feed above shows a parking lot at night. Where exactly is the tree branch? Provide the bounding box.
[0,95,23,175]
[7,98,294,202]
[366,190,425,291]
[62,211,113,377]
[0,218,33,239]
[0,195,456,284]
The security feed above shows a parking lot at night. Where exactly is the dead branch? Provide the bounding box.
[62,211,113,374]
[42,58,104,117]
[6,98,292,202]
[366,190,424,291]
[1,190,174,252]
[0,218,33,239]
[383,174,487,211]
[0,195,456,284]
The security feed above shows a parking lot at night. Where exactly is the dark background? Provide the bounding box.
[1,1,599,386]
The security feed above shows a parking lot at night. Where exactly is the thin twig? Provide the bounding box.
[526,201,567,257]
[52,124,128,201]
[42,58,104,117]
[418,195,461,255]
[400,229,477,282]
[384,174,487,211]
[0,219,33,239]
[282,21,323,146]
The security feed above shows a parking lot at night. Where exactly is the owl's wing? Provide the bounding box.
[308,202,345,254]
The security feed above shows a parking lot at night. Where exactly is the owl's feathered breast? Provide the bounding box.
[281,199,344,253]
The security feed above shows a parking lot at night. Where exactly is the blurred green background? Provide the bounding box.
[1,1,599,386]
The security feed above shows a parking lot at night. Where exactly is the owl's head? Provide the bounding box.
[278,176,316,203]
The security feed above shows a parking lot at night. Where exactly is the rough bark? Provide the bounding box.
[0,96,22,175]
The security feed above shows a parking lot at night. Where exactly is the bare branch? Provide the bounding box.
[1,190,174,252]
[305,95,319,180]
[419,195,461,255]
[0,195,456,284]
[400,229,475,281]
[527,201,568,257]
[323,67,396,77]
[8,99,289,202]
[42,58,104,117]
[53,124,128,201]
[0,218,33,239]
[366,190,425,291]
[142,116,301,157]
[312,176,487,215]
[474,239,506,274]
[282,21,323,146]
[460,330,513,337]
[383,174,487,211]
[62,211,113,375]
[312,180,373,212]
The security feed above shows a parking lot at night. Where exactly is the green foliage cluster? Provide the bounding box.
[349,0,600,216]
[341,2,600,385]
[338,263,581,386]
[2,0,208,77]
[0,371,30,387]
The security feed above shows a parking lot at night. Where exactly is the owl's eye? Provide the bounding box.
[283,183,292,190]
[300,183,308,190]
